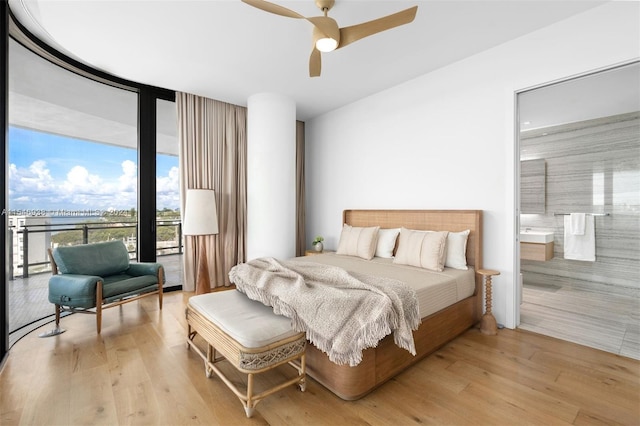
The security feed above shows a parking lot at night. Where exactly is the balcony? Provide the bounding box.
[8,219,185,346]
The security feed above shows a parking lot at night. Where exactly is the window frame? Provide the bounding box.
[1,6,176,359]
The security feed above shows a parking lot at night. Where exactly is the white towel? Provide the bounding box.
[564,215,595,261]
[569,213,586,235]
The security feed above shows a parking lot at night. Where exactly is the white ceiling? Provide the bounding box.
[519,62,640,131]
[9,0,609,121]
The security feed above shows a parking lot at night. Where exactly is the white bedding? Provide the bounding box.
[291,252,476,319]
[229,257,420,366]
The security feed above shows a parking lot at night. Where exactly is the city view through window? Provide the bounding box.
[7,126,181,278]
[6,124,180,340]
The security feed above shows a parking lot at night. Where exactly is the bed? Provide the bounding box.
[232,210,482,400]
[294,209,483,400]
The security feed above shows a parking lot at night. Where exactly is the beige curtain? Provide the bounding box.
[177,92,247,291]
[296,120,306,256]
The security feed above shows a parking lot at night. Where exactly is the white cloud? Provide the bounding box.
[118,160,137,192]
[28,160,56,190]
[157,166,179,193]
[9,161,56,193]
[59,166,110,206]
[157,166,180,210]
[8,161,58,206]
[10,159,180,212]
[63,165,103,191]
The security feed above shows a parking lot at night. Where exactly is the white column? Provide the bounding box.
[247,93,296,260]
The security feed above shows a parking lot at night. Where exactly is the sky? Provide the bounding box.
[8,126,180,215]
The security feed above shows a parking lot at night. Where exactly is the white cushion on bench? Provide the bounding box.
[188,290,299,348]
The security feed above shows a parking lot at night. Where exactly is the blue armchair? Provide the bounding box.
[48,240,164,333]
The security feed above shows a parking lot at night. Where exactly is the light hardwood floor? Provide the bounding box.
[1,291,639,425]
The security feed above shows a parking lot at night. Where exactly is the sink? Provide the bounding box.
[520,230,554,243]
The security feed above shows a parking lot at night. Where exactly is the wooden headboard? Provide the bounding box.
[343,209,483,270]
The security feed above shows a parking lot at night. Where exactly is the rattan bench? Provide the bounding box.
[186,290,306,418]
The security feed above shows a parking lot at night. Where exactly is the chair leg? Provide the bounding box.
[96,281,103,334]
[158,267,164,310]
[38,304,66,337]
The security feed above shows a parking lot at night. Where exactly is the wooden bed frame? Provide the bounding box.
[304,209,484,400]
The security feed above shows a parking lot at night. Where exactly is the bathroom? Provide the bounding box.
[517,62,639,360]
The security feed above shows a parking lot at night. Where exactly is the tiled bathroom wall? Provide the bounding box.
[520,111,640,297]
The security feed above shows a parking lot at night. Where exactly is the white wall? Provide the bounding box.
[304,2,640,329]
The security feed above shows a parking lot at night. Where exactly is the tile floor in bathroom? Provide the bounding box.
[519,281,640,360]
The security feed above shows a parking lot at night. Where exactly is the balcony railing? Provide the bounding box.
[8,219,184,278]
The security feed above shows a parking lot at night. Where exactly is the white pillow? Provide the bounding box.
[393,228,448,271]
[375,228,400,258]
[445,230,470,270]
[336,224,380,260]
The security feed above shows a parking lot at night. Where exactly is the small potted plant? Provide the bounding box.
[312,236,324,252]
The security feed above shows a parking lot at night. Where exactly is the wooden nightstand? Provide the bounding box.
[477,269,500,335]
[304,250,334,256]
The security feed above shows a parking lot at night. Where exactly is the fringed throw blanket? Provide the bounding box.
[229,257,421,366]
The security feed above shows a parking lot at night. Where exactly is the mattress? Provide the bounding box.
[291,253,475,319]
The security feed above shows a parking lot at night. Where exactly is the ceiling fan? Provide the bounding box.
[242,0,418,77]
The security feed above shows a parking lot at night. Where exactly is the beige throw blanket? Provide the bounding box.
[229,257,420,366]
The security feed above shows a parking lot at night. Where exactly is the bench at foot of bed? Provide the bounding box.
[186,290,306,418]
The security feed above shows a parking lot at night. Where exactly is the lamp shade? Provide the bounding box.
[183,189,219,236]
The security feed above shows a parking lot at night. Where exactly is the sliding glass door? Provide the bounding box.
[156,98,181,288]
[7,38,139,340]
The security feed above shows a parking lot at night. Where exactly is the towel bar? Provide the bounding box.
[553,213,610,216]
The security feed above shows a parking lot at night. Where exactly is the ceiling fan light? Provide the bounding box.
[316,37,338,52]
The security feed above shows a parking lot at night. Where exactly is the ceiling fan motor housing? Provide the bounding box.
[315,0,335,12]
[312,16,340,47]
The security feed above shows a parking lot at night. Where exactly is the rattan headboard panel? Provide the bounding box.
[343,209,483,269]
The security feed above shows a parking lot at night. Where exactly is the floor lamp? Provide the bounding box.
[183,189,219,294]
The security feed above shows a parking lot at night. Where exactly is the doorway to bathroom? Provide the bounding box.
[516,62,640,360]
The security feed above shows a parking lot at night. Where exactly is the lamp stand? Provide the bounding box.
[195,236,211,294]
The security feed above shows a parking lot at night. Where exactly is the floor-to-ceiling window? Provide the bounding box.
[156,99,181,288]
[1,2,9,360]
[7,38,139,339]
[2,15,176,351]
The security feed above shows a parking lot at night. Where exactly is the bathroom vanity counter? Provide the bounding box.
[521,241,554,261]
[520,230,554,261]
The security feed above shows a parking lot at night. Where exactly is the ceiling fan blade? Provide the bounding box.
[337,6,418,49]
[309,48,322,77]
[307,16,340,41]
[241,0,305,19]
